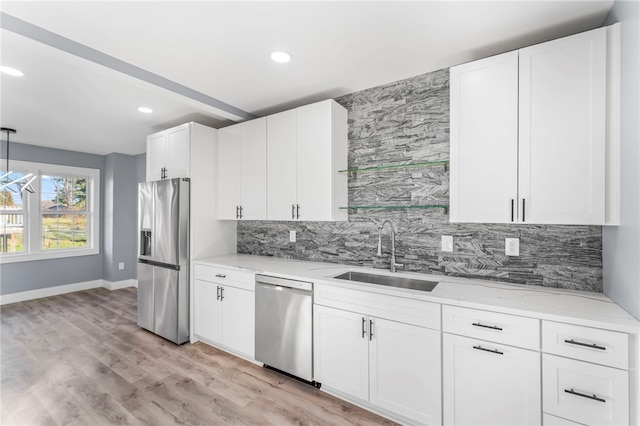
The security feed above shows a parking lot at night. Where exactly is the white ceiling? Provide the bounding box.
[0,1,613,156]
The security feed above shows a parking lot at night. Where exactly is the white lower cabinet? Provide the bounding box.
[369,317,442,425]
[542,354,628,426]
[314,304,442,425]
[443,333,541,426]
[192,265,255,359]
[541,320,631,426]
[313,305,369,400]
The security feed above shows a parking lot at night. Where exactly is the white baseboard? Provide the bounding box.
[102,279,138,290]
[0,279,137,305]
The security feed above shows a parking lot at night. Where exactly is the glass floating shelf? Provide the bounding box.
[339,160,449,174]
[340,204,449,214]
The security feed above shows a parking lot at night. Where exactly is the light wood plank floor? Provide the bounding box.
[1,287,397,426]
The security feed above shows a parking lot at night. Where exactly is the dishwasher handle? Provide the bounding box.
[256,274,313,292]
[256,283,312,297]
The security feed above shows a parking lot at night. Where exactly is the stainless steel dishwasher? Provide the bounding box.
[255,274,315,383]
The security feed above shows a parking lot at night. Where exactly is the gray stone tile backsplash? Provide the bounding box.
[237,68,602,292]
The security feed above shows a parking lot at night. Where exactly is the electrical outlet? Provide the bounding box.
[505,238,520,256]
[441,235,453,252]
[289,230,296,243]
[118,262,125,270]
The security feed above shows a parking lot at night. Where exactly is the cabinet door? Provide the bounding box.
[267,110,298,220]
[165,124,190,179]
[519,28,606,224]
[543,354,628,426]
[146,132,167,181]
[296,100,338,221]
[369,318,442,425]
[313,305,369,401]
[193,279,222,343]
[239,118,267,220]
[443,333,541,426]
[221,286,255,359]
[216,126,242,220]
[449,51,519,223]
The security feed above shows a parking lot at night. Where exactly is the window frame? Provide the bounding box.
[0,160,100,264]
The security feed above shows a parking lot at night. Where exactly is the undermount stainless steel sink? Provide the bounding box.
[334,271,438,292]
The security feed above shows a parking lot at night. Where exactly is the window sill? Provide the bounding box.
[0,247,100,264]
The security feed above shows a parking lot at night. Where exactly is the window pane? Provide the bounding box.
[41,175,87,212]
[0,213,24,253]
[42,214,87,249]
[1,171,25,209]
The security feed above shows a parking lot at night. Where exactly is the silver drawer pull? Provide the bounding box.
[564,339,606,351]
[564,388,606,403]
[215,273,226,278]
[472,322,503,331]
[473,345,503,355]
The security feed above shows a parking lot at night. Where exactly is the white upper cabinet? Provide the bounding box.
[146,123,190,181]
[519,29,606,224]
[267,109,298,220]
[449,51,519,223]
[216,118,267,220]
[450,25,618,225]
[267,99,348,221]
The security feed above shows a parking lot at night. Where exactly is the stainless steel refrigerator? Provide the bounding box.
[137,178,189,344]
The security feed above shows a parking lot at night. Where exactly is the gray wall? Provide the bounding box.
[603,1,640,320]
[0,142,105,294]
[0,142,144,295]
[238,68,604,292]
[103,153,139,282]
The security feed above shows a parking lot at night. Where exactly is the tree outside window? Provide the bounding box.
[41,175,88,249]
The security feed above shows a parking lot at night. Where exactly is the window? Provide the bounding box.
[0,172,26,254]
[0,160,100,263]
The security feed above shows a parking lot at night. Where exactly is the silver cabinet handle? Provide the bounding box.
[292,204,296,220]
[362,317,366,339]
[239,205,243,219]
[369,319,374,341]
[236,206,239,219]
[564,339,606,351]
[472,322,503,331]
[296,204,300,219]
[216,286,221,301]
[564,388,606,403]
[522,198,526,222]
[473,345,504,355]
[220,286,224,301]
[215,273,226,278]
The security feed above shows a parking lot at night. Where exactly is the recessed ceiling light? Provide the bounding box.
[137,107,153,114]
[0,66,24,77]
[270,51,291,63]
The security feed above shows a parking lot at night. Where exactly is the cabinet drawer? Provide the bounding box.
[442,305,540,350]
[542,321,628,369]
[542,354,629,426]
[314,282,440,330]
[193,264,255,290]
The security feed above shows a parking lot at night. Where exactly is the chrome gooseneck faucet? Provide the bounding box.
[377,220,403,273]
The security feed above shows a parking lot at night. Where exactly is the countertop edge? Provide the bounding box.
[192,254,640,335]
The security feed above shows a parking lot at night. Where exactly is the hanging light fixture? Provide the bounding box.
[1,127,35,194]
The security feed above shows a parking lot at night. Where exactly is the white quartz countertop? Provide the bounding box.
[193,254,640,334]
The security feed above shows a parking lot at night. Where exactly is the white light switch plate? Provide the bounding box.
[505,238,520,256]
[442,235,453,252]
[118,262,125,270]
[289,230,296,243]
